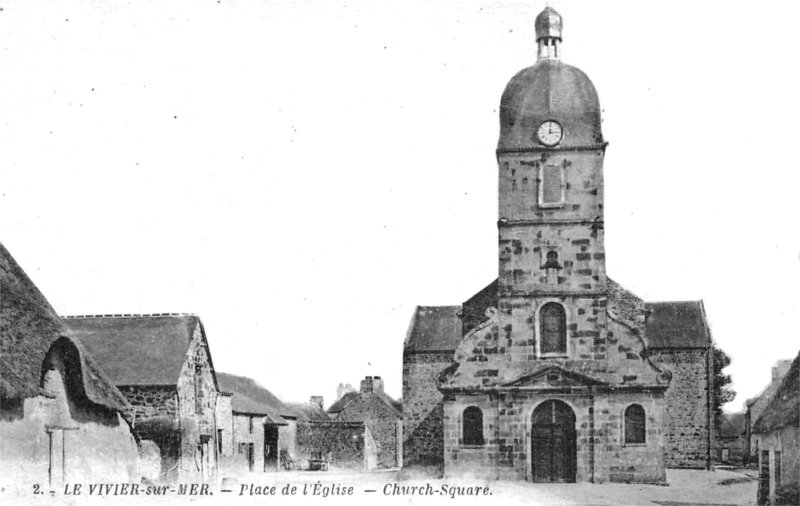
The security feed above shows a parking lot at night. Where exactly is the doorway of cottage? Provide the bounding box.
[264,425,279,471]
[531,400,577,483]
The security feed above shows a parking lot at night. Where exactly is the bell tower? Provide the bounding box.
[497,6,608,358]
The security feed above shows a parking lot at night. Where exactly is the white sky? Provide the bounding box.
[2,0,798,412]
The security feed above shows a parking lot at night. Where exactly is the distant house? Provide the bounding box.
[63,314,221,482]
[753,352,799,506]
[215,372,288,473]
[0,243,140,491]
[746,360,794,464]
[327,376,402,468]
[714,413,747,465]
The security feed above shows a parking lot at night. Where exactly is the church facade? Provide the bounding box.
[403,7,713,484]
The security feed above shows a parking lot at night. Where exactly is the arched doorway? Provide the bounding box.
[531,400,576,483]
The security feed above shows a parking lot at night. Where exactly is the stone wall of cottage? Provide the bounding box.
[295,421,374,471]
[755,427,800,506]
[119,385,179,426]
[175,324,219,481]
[649,349,711,469]
[402,351,450,469]
[230,413,265,472]
[443,390,666,484]
[332,394,400,468]
[215,393,234,457]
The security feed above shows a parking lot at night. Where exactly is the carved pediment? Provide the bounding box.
[500,366,608,390]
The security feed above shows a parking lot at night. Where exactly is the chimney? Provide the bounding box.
[336,383,355,400]
[360,376,374,394]
[360,376,384,395]
[310,396,324,410]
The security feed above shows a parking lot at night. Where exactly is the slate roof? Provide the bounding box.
[326,390,402,418]
[64,314,215,387]
[217,372,288,424]
[644,301,711,349]
[326,391,360,415]
[404,305,462,352]
[285,402,330,421]
[753,351,799,433]
[0,242,129,411]
[717,412,746,438]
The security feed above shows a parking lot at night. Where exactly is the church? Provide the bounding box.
[402,7,714,484]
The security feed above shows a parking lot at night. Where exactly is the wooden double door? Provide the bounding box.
[531,400,576,483]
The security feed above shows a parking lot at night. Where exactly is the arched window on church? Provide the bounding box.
[462,406,484,446]
[624,404,646,444]
[540,303,567,355]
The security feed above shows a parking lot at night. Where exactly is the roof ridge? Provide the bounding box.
[61,313,197,319]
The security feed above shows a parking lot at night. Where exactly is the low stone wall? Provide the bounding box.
[295,422,373,471]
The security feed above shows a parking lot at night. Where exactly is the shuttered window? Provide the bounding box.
[540,165,563,206]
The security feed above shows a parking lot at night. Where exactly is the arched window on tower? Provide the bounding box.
[624,404,646,444]
[540,303,567,355]
[462,407,484,446]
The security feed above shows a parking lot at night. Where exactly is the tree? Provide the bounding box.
[712,345,736,421]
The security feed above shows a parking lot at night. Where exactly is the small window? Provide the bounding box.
[540,303,567,355]
[462,407,484,446]
[539,164,564,206]
[624,404,646,444]
[248,416,254,434]
[217,429,223,455]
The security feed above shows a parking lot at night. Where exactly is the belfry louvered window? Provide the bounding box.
[624,404,646,444]
[540,303,567,355]
[539,164,564,206]
[462,406,484,446]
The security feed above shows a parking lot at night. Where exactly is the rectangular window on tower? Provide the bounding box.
[539,164,564,208]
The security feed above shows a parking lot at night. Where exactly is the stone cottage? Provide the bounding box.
[283,397,330,468]
[63,313,221,482]
[0,242,140,491]
[714,412,747,466]
[746,359,794,465]
[403,7,720,484]
[327,376,402,468]
[753,351,799,505]
[216,372,287,473]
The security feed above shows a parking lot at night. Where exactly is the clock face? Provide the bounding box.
[537,120,563,146]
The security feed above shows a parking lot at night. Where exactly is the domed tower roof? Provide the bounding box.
[498,7,604,153]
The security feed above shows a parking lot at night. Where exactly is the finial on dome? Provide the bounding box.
[535,6,563,60]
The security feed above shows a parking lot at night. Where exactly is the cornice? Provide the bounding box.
[498,218,603,228]
[496,142,608,157]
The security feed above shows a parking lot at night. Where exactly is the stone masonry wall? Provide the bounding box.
[333,394,400,468]
[232,413,265,472]
[295,422,371,471]
[443,390,666,484]
[215,394,234,457]
[649,349,711,469]
[175,324,219,481]
[402,351,451,468]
